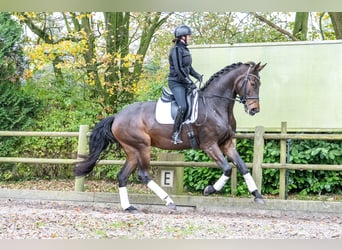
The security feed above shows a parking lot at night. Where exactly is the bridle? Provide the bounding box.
[195,65,260,126]
[237,65,260,104]
[202,64,261,105]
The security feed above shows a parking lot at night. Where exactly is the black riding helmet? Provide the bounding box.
[174,25,192,38]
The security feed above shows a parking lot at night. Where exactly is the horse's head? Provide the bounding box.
[235,62,266,116]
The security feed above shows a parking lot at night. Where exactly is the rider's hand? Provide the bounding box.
[190,83,197,89]
[196,74,203,83]
[185,77,193,84]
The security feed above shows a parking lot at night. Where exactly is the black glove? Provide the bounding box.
[196,74,203,83]
[185,77,193,84]
[189,83,197,89]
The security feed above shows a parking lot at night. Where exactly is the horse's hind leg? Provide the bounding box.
[117,159,139,213]
[223,141,265,204]
[137,148,176,210]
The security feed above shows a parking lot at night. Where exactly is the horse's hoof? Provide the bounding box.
[125,205,139,213]
[203,185,216,196]
[254,197,265,205]
[166,202,177,210]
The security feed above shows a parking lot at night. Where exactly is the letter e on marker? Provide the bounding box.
[161,170,174,187]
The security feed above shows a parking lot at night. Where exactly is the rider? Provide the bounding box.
[168,25,203,144]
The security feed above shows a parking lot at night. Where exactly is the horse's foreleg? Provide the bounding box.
[226,145,265,204]
[202,143,233,195]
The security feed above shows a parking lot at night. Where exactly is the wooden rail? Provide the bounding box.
[1,123,341,199]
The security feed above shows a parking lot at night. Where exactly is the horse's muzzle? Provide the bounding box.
[245,102,260,116]
[248,107,260,116]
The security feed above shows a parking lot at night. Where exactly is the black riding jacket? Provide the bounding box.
[168,41,201,87]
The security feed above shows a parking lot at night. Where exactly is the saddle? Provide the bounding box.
[160,87,195,120]
[155,87,199,149]
[156,87,198,124]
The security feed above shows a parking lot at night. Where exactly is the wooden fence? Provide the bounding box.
[1,122,342,199]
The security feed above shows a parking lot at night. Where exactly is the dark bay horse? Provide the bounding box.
[74,61,267,212]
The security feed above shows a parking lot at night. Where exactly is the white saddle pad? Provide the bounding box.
[155,91,199,125]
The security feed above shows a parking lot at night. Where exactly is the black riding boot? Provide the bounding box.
[171,108,185,144]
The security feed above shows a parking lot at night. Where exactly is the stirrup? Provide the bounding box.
[171,133,183,144]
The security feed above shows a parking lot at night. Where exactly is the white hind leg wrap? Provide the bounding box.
[147,180,174,205]
[119,187,131,210]
[243,173,258,192]
[213,174,230,191]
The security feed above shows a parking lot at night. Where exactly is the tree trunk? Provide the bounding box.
[293,12,308,40]
[329,12,342,39]
[133,13,172,78]
[104,12,130,84]
[103,12,172,112]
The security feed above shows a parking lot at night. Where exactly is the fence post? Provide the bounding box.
[156,152,184,195]
[252,126,265,192]
[230,138,237,195]
[230,165,238,195]
[74,125,89,192]
[279,121,287,199]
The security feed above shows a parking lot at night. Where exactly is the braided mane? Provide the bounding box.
[200,61,255,90]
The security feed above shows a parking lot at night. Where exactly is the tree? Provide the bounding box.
[249,12,299,41]
[101,12,172,111]
[0,12,41,130]
[16,12,172,114]
[0,12,25,83]
[293,12,309,40]
[329,12,342,39]
[17,12,68,84]
[249,12,342,41]
[0,12,41,167]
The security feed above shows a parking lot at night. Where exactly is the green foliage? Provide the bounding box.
[0,12,24,82]
[261,140,280,194]
[183,149,220,192]
[190,13,292,44]
[0,82,41,131]
[0,13,42,181]
[4,72,138,181]
[183,137,342,196]
[18,81,101,180]
[287,139,342,195]
[0,83,42,181]
[290,139,342,164]
[183,148,249,196]
[1,75,102,181]
[261,138,342,195]
[135,61,168,102]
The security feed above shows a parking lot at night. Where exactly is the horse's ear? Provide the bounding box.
[255,62,267,72]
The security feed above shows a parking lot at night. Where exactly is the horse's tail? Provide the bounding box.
[73,115,117,177]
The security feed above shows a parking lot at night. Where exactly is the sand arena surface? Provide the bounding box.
[0,199,341,239]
